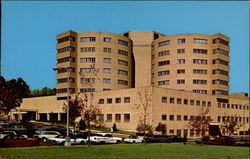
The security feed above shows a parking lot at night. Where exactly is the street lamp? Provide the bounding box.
[53,67,71,146]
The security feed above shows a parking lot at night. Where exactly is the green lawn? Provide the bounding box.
[0,143,248,159]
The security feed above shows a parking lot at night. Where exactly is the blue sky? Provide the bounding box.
[2,1,249,93]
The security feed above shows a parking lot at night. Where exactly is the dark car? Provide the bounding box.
[145,135,169,143]
[165,135,185,143]
[0,135,39,147]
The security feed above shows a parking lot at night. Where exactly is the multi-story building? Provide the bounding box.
[10,31,249,137]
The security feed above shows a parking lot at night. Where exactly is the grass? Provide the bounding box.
[0,143,248,159]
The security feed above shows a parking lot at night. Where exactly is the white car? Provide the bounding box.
[90,133,122,144]
[34,131,60,141]
[124,136,145,143]
[47,135,87,145]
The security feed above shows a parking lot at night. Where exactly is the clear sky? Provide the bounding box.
[2,1,249,93]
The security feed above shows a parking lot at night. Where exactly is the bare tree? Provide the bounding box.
[155,122,167,135]
[188,107,212,137]
[135,88,153,136]
[222,115,243,137]
[79,63,101,146]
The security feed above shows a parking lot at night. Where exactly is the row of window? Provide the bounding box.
[79,37,129,46]
[158,38,229,47]
[57,77,75,83]
[105,113,130,122]
[99,97,130,104]
[157,79,227,85]
[79,58,128,66]
[58,57,75,63]
[57,35,76,43]
[217,116,249,123]
[57,67,75,73]
[217,103,249,110]
[56,88,75,93]
[161,114,211,121]
[161,96,211,106]
[58,46,75,53]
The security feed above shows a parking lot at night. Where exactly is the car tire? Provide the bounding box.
[116,140,121,144]
[61,141,65,145]
[80,141,85,145]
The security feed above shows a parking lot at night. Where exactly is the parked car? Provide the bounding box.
[234,138,249,146]
[145,135,185,143]
[0,131,17,139]
[34,131,60,141]
[90,133,122,144]
[124,135,145,143]
[47,135,87,145]
[0,135,39,147]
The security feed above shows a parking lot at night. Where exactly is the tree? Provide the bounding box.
[135,88,153,136]
[62,93,83,128]
[29,87,56,97]
[222,115,243,137]
[155,122,167,135]
[188,107,212,137]
[79,63,101,146]
[0,76,30,117]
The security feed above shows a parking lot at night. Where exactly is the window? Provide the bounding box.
[124,97,130,103]
[193,69,207,74]
[58,35,76,43]
[184,129,188,136]
[80,47,95,52]
[218,103,221,108]
[212,90,228,95]
[124,114,130,122]
[107,114,112,122]
[80,88,95,93]
[193,59,207,64]
[170,115,174,121]
[57,78,75,83]
[103,78,111,84]
[107,98,112,104]
[177,115,181,121]
[207,102,211,107]
[177,49,185,54]
[213,38,229,46]
[177,130,181,136]
[193,79,207,84]
[159,40,170,47]
[99,99,104,104]
[193,90,207,94]
[193,49,207,54]
[177,69,185,74]
[177,39,185,44]
[158,60,170,66]
[115,114,121,122]
[80,68,96,73]
[212,79,228,86]
[177,59,185,64]
[212,69,228,76]
[103,47,111,53]
[184,99,188,105]
[58,57,75,63]
[170,98,175,104]
[193,38,207,44]
[177,99,182,104]
[162,97,167,103]
[196,100,200,106]
[58,46,75,53]
[118,59,128,66]
[184,116,188,121]
[103,68,111,73]
[115,98,121,103]
[190,100,194,105]
[118,39,128,46]
[212,59,229,66]
[202,101,206,106]
[80,57,96,63]
[104,37,112,43]
[190,116,194,120]
[158,80,170,86]
[213,48,229,56]
[103,88,111,91]
[80,37,96,42]
[190,130,195,137]
[118,49,129,56]
[158,50,170,57]
[218,116,221,122]
[118,80,128,85]
[80,78,95,84]
[177,79,185,84]
[162,115,167,121]
[118,70,128,76]
[103,58,112,63]
[169,130,174,134]
[158,70,170,76]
